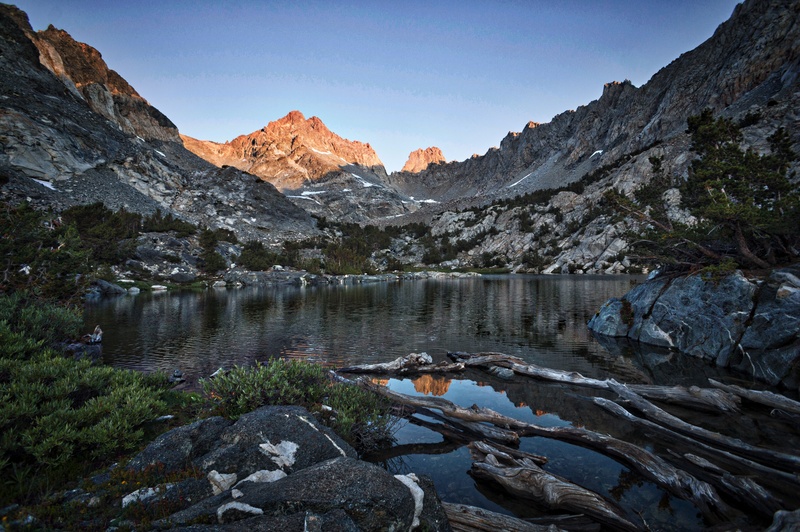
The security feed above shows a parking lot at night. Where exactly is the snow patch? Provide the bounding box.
[419,199,439,204]
[154,149,166,157]
[300,190,326,196]
[351,173,377,188]
[287,195,320,204]
[508,172,533,188]
[311,148,332,155]
[31,178,56,190]
[590,149,603,158]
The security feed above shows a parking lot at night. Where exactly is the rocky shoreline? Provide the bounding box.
[589,265,800,390]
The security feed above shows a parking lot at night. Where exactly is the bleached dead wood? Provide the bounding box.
[709,379,800,415]
[442,503,558,532]
[608,381,800,473]
[362,380,728,520]
[338,352,465,374]
[449,352,740,413]
[469,441,642,532]
[594,396,789,517]
[680,453,785,517]
[595,395,800,492]
[363,382,520,445]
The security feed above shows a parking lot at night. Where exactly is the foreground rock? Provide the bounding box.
[588,266,800,390]
[124,405,450,530]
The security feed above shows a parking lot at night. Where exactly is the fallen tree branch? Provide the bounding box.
[469,441,642,532]
[608,381,800,473]
[359,379,728,521]
[709,379,800,416]
[449,352,741,413]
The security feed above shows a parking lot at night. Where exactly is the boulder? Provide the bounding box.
[122,406,451,530]
[589,266,800,389]
[127,406,355,479]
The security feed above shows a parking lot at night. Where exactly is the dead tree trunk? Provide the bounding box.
[360,380,729,521]
[469,441,642,532]
[608,381,800,473]
[449,352,740,413]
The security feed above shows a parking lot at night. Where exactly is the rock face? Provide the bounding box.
[124,405,449,530]
[385,0,800,203]
[0,5,315,242]
[402,146,446,173]
[182,110,385,191]
[182,111,423,222]
[588,266,800,389]
[31,25,180,142]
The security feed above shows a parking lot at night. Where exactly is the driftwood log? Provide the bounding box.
[709,379,800,416]
[359,380,728,522]
[442,503,558,532]
[608,381,800,473]
[469,441,642,532]
[338,352,464,374]
[449,352,740,413]
[594,396,791,518]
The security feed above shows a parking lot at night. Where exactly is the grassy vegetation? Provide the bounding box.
[201,360,395,452]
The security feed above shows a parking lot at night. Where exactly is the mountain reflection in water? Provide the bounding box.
[85,274,781,530]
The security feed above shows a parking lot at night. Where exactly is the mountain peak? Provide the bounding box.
[402,146,446,173]
[184,111,385,191]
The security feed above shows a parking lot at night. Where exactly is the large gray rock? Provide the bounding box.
[589,266,800,389]
[158,457,416,530]
[123,406,450,530]
[128,406,355,480]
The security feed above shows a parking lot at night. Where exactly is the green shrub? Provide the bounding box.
[0,347,173,502]
[142,211,196,237]
[0,292,82,350]
[201,360,395,453]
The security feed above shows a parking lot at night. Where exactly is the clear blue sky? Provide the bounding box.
[16,0,741,172]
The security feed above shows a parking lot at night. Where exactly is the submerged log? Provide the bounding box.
[679,452,785,517]
[364,383,521,445]
[362,380,728,521]
[595,396,800,492]
[338,352,465,374]
[608,381,800,473]
[442,503,556,532]
[595,396,789,517]
[709,379,800,416]
[449,352,740,413]
[469,441,642,532]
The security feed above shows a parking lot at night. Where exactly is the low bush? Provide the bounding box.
[201,359,395,453]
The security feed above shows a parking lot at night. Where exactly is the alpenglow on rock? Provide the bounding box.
[402,146,446,173]
[181,110,387,192]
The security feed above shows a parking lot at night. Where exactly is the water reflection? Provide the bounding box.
[86,275,648,386]
[84,274,771,530]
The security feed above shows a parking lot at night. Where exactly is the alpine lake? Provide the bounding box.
[84,274,799,530]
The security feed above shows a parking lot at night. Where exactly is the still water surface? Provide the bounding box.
[84,275,774,529]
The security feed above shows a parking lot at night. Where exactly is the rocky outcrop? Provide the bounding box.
[588,266,800,390]
[0,5,315,242]
[31,24,179,142]
[402,146,446,173]
[386,0,800,204]
[123,405,449,530]
[182,111,385,191]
